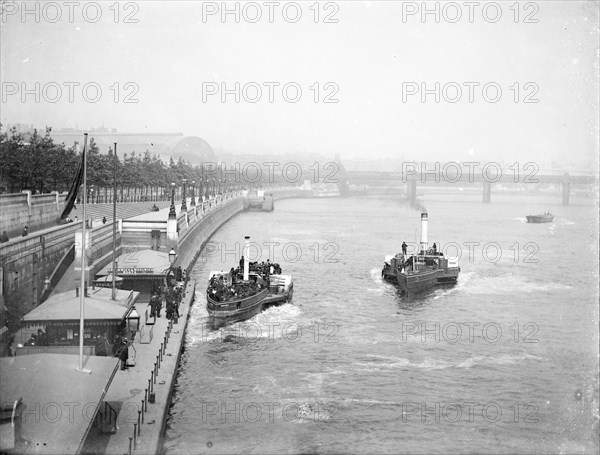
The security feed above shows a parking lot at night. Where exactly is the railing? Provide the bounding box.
[30,194,59,205]
[0,193,28,206]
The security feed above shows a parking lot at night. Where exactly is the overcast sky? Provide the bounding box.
[1,1,598,165]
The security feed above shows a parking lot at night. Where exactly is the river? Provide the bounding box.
[163,194,599,454]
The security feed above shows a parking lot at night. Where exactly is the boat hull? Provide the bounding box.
[382,266,459,296]
[206,286,292,328]
[526,215,554,223]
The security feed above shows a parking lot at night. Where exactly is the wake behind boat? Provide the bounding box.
[382,212,460,296]
[206,236,293,327]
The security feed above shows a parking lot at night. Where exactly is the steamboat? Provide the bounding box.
[206,236,293,327]
[382,213,460,295]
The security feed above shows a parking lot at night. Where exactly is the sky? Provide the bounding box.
[1,1,598,165]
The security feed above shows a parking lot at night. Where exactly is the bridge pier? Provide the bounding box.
[482,181,491,203]
[562,182,570,206]
[562,173,570,206]
[406,179,417,203]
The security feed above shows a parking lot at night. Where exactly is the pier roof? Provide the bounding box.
[22,288,138,326]
[0,353,119,454]
[95,250,172,278]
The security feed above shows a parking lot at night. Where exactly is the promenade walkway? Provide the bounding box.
[81,280,197,455]
[68,201,172,226]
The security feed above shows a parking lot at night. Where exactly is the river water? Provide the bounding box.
[163,194,599,454]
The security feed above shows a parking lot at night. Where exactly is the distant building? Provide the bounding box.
[48,130,216,164]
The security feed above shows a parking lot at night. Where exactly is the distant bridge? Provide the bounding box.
[340,166,597,205]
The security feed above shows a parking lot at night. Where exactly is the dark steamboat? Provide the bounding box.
[382,212,460,295]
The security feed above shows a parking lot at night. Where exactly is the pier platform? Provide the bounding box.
[81,280,196,455]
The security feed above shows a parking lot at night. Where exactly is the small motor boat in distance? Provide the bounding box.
[526,212,554,223]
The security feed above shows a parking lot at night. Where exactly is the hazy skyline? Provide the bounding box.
[1,1,598,165]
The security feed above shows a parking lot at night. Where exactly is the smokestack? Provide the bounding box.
[420,212,428,253]
[243,236,250,281]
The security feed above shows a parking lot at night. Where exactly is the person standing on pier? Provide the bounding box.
[401,241,407,256]
[95,332,110,356]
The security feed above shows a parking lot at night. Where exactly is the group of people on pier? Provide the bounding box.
[149,274,184,320]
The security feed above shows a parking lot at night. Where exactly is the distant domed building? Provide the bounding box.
[48,129,216,164]
[157,135,216,164]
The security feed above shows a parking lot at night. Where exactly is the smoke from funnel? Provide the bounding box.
[410,199,427,212]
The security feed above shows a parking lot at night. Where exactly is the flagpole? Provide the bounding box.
[112,142,118,300]
[78,133,91,373]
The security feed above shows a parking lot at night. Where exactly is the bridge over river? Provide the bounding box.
[342,165,597,205]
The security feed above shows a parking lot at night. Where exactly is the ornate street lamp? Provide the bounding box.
[168,182,176,219]
[190,180,196,206]
[127,308,140,333]
[199,176,203,201]
[169,247,177,263]
[181,178,187,211]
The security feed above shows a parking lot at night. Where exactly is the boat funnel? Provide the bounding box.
[243,236,250,281]
[420,212,428,252]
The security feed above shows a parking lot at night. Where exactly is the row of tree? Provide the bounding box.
[0,125,285,195]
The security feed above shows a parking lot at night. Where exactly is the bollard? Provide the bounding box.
[128,437,133,455]
[160,343,163,360]
[144,389,148,412]
[154,361,158,378]
[138,411,141,434]
[163,336,167,351]
[133,423,137,447]
[157,353,160,370]
[140,401,144,423]
[149,372,156,403]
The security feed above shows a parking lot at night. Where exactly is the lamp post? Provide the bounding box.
[127,308,140,334]
[169,247,176,264]
[181,178,187,211]
[168,182,176,219]
[190,181,196,206]
[199,176,203,202]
